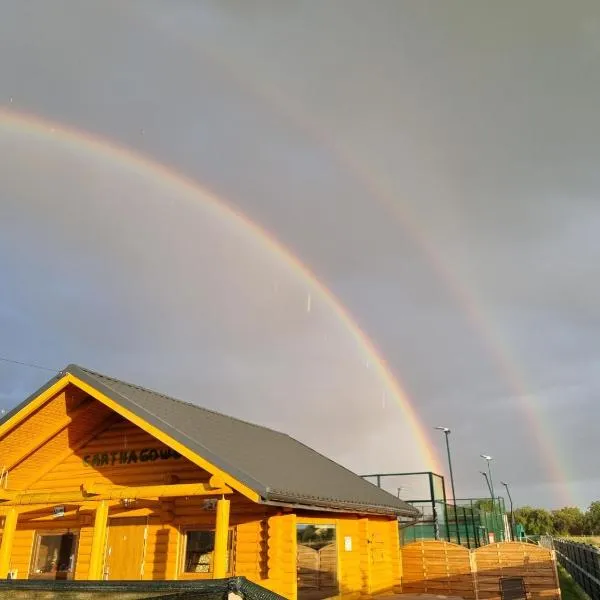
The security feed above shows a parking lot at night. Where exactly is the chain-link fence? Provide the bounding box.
[0,577,286,600]
[362,471,509,548]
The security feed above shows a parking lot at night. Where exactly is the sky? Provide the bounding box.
[0,1,597,509]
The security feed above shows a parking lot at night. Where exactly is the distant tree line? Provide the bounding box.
[514,502,600,536]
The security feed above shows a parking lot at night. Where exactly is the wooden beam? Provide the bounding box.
[0,482,233,506]
[0,499,165,519]
[88,500,108,579]
[85,481,233,499]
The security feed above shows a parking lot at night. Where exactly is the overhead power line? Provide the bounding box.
[0,356,57,373]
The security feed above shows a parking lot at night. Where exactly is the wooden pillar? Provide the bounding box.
[88,500,109,580]
[0,508,18,578]
[213,498,231,578]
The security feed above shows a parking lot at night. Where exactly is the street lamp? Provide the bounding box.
[435,426,460,545]
[501,481,515,541]
[479,471,496,543]
[481,454,499,541]
[480,471,493,497]
[480,455,496,501]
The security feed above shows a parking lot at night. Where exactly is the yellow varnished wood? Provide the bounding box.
[0,507,18,577]
[213,498,230,578]
[0,377,69,439]
[66,374,261,503]
[88,500,109,579]
[105,517,147,580]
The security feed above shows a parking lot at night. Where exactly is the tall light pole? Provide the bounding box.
[435,426,460,545]
[481,455,498,541]
[480,455,495,500]
[479,471,495,543]
[480,471,493,497]
[501,481,514,541]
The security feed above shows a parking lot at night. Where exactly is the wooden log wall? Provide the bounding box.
[0,388,404,599]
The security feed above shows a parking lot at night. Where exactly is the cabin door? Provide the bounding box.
[105,517,148,580]
[297,524,338,600]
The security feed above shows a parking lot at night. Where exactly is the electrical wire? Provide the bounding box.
[0,355,57,373]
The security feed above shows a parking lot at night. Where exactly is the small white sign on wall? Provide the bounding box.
[344,536,352,551]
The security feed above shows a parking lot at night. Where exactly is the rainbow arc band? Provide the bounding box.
[0,107,442,473]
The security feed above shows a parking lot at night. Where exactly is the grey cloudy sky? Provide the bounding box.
[0,1,597,509]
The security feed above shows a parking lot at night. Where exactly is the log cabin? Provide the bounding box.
[0,364,418,599]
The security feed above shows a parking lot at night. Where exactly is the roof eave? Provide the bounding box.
[63,365,272,500]
[0,371,65,432]
[263,490,420,518]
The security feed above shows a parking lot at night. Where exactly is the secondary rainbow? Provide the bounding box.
[166,40,573,505]
[0,107,442,474]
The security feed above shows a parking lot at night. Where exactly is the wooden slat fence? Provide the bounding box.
[402,540,476,599]
[401,541,560,600]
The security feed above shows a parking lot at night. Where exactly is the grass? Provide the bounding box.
[558,565,590,600]
[563,536,600,547]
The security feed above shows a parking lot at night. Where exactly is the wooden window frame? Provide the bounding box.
[29,529,80,581]
[179,526,236,579]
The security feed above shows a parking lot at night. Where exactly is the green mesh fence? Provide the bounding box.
[362,472,509,548]
[0,577,285,600]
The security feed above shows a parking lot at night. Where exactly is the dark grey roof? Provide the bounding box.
[4,364,419,517]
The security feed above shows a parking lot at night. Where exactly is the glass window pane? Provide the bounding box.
[183,529,234,574]
[185,531,215,573]
[32,532,77,577]
[297,524,336,549]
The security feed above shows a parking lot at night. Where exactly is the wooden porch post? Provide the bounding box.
[0,508,18,578]
[213,498,231,578]
[88,500,109,579]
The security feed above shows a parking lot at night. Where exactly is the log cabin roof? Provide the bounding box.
[3,364,420,518]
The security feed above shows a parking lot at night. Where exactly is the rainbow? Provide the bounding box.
[0,107,443,474]
[141,31,573,505]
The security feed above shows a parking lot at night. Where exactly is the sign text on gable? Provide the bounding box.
[83,447,182,468]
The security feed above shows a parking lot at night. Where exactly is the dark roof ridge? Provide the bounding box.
[65,363,291,438]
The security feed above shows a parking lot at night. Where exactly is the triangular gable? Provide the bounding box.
[2,365,419,517]
[26,416,211,493]
[0,372,260,503]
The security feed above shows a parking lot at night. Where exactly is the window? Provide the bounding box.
[182,529,234,574]
[30,531,79,580]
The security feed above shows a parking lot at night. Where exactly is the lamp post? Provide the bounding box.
[435,426,461,545]
[480,471,495,542]
[501,481,514,541]
[480,471,492,497]
[480,455,495,501]
[481,455,499,541]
